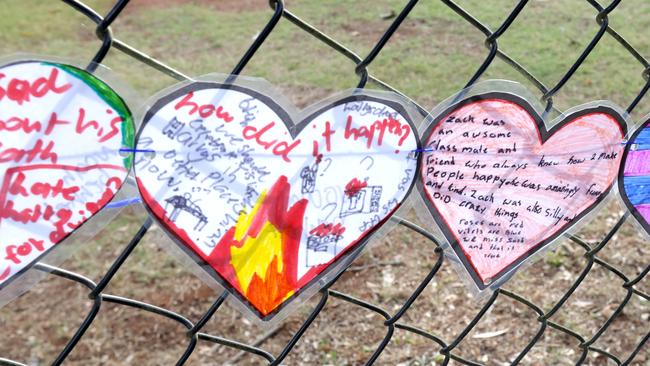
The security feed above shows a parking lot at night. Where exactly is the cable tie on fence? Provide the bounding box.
[105,197,142,208]
[115,142,635,161]
[119,148,156,153]
[621,140,639,150]
[123,141,633,153]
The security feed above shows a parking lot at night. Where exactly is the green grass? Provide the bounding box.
[2,0,648,116]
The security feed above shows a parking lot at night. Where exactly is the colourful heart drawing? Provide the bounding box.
[0,60,134,289]
[134,83,420,320]
[418,92,625,289]
[619,118,650,234]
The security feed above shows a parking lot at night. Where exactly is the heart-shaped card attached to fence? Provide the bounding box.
[133,81,420,320]
[619,117,650,236]
[0,59,134,292]
[417,90,626,291]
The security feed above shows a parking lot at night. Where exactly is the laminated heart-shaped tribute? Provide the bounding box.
[619,118,650,235]
[0,60,134,290]
[134,82,419,319]
[418,92,626,290]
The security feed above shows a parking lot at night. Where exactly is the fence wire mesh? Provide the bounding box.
[0,0,649,365]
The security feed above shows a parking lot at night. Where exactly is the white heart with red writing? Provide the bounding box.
[0,60,134,290]
[134,82,419,320]
[418,92,625,289]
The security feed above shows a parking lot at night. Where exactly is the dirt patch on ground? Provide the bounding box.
[1,205,647,365]
[127,0,271,13]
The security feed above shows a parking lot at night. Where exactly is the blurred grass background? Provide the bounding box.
[0,1,648,365]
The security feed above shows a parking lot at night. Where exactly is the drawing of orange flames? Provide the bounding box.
[208,176,308,316]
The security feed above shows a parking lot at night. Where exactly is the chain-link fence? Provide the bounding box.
[0,0,649,365]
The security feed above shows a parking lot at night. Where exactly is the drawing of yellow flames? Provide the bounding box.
[211,176,308,316]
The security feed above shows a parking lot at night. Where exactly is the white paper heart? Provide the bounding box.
[134,82,419,319]
[0,60,134,289]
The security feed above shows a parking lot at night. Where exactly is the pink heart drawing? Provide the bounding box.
[134,83,419,320]
[418,92,625,289]
[0,60,134,290]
